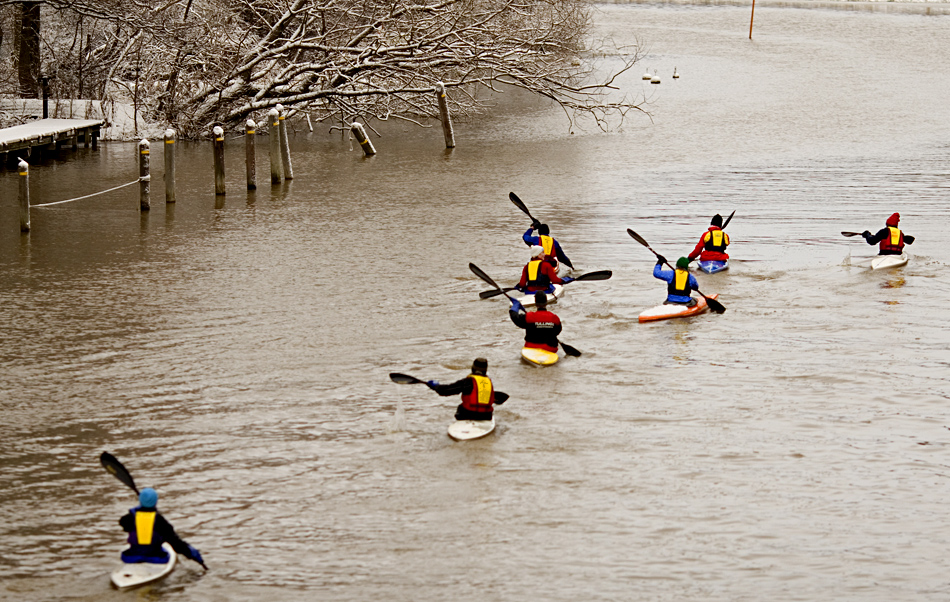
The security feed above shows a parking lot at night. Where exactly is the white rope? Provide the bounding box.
[32,177,144,207]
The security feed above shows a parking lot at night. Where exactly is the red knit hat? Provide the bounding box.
[886,212,900,226]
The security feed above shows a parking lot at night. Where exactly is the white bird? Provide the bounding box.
[673,67,680,79]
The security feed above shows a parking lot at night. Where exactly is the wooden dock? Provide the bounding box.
[1,118,103,164]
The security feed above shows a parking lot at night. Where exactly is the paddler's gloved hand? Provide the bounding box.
[862,230,871,239]
[509,299,524,313]
[655,255,667,265]
[531,219,541,229]
[187,545,204,565]
[426,380,440,389]
[561,277,574,284]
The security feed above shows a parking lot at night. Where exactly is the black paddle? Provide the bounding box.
[390,373,435,387]
[721,210,736,230]
[841,231,865,237]
[101,451,139,495]
[478,270,612,299]
[625,229,726,314]
[509,192,540,227]
[469,263,581,357]
[390,373,511,402]
[100,451,209,570]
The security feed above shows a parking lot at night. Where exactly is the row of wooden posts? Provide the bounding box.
[19,85,457,231]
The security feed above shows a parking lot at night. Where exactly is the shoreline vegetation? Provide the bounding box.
[2,0,946,141]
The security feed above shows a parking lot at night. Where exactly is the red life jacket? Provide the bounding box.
[523,310,561,353]
[460,374,494,413]
[880,226,903,253]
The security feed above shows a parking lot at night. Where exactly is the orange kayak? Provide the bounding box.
[638,294,717,323]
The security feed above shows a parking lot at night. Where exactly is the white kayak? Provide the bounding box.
[448,417,496,441]
[521,346,559,367]
[111,543,176,589]
[870,252,908,270]
[509,284,564,308]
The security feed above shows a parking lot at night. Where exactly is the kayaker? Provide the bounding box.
[523,222,574,271]
[653,256,699,307]
[862,213,915,255]
[509,292,562,354]
[687,214,730,263]
[426,358,509,421]
[119,487,205,567]
[518,246,572,293]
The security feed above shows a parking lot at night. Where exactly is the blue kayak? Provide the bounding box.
[698,260,728,274]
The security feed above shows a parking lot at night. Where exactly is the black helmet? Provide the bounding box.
[472,358,488,374]
[534,292,548,307]
[537,224,550,235]
[711,214,723,228]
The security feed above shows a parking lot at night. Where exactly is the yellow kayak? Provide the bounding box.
[521,347,559,366]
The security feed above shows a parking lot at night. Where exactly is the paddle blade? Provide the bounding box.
[469,263,501,291]
[508,192,532,219]
[841,231,864,237]
[574,270,612,281]
[479,287,517,299]
[626,228,650,248]
[100,451,139,495]
[703,295,727,314]
[560,342,582,357]
[390,373,425,385]
[722,210,736,230]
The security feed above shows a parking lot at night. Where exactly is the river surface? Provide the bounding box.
[2,3,950,601]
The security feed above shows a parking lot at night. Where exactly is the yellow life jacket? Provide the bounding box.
[135,510,157,545]
[888,226,901,246]
[469,374,492,406]
[668,268,691,297]
[527,260,542,281]
[539,235,554,257]
[703,230,729,251]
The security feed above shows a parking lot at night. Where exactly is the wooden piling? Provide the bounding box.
[436,82,456,149]
[213,126,226,195]
[245,119,257,190]
[277,104,294,180]
[164,128,176,204]
[138,139,150,211]
[18,159,30,232]
[351,122,376,156]
[268,108,282,184]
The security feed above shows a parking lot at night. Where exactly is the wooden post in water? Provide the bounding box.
[138,139,150,211]
[213,126,226,195]
[245,119,257,190]
[749,0,756,39]
[164,129,176,203]
[351,122,376,156]
[277,104,294,180]
[436,82,456,149]
[18,159,30,232]
[268,108,282,184]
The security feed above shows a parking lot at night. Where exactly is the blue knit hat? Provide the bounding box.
[139,487,158,509]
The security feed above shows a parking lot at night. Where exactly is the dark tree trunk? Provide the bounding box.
[18,1,41,98]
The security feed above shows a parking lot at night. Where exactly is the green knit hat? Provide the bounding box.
[676,257,690,269]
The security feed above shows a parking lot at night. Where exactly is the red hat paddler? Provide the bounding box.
[886,212,900,226]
